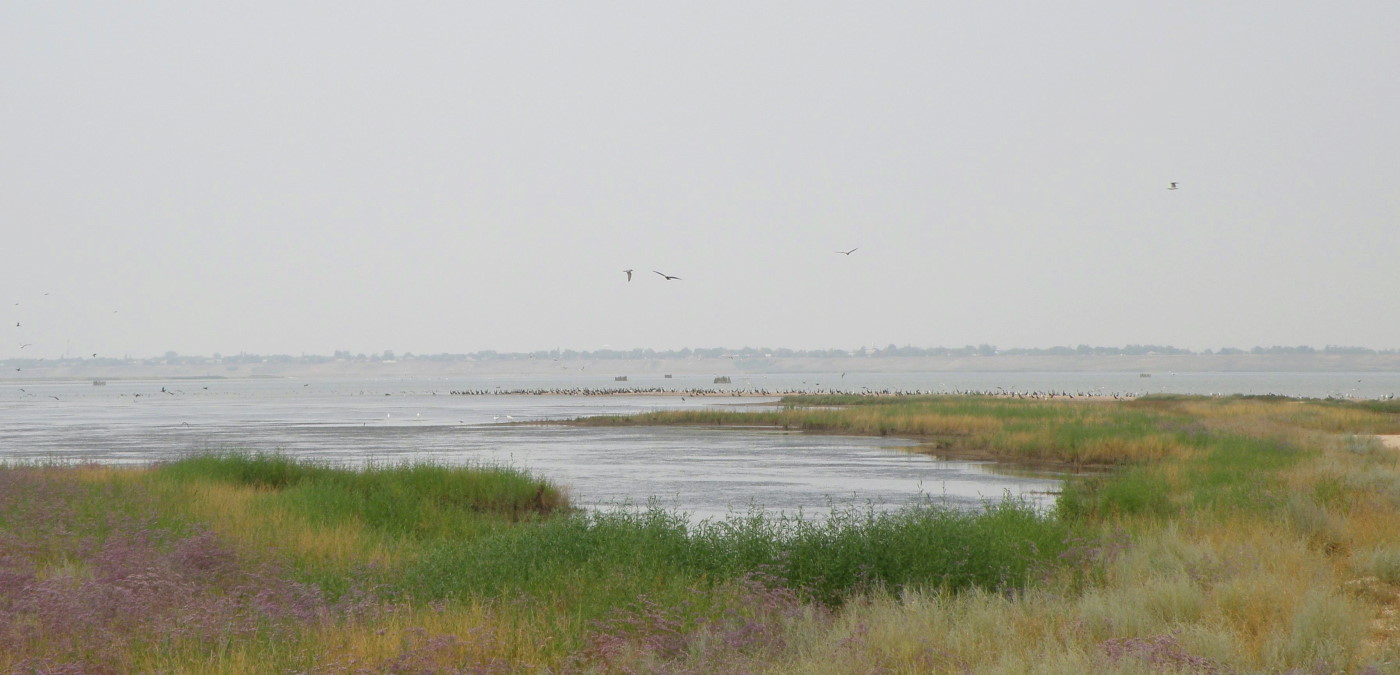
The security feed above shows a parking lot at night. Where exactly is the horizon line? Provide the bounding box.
[6,343,1400,363]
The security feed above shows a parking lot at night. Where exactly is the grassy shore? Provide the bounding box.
[3,395,1400,672]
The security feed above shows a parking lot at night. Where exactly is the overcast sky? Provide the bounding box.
[3,2,1397,359]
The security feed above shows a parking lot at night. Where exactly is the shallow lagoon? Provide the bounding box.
[1,378,1064,520]
[9,368,1399,518]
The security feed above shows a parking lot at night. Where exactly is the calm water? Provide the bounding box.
[5,370,1394,519]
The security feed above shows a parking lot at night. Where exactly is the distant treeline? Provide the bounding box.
[5,344,1398,367]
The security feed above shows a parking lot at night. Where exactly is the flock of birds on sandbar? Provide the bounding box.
[445,385,1144,399]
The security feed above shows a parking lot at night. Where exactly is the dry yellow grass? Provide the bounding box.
[158,479,399,568]
[307,603,532,672]
[752,516,1370,673]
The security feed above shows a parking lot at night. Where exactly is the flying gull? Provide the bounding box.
[837,247,859,256]
[653,271,681,281]
[623,269,634,281]
[1167,182,1180,190]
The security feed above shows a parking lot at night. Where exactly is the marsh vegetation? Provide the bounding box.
[3,395,1400,671]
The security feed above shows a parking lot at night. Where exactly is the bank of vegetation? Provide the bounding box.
[3,395,1400,672]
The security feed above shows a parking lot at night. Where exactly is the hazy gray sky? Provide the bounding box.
[3,2,1397,359]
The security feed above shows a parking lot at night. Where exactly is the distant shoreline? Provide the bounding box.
[4,353,1400,382]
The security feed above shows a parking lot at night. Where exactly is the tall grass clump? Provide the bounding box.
[155,452,568,527]
[771,499,1070,604]
[404,499,1070,611]
[1057,466,1174,521]
[155,450,324,488]
[145,453,574,595]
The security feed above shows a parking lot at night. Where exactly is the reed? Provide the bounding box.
[153,451,568,519]
[403,499,1068,611]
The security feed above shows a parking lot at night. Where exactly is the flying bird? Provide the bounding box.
[653,271,681,281]
[1167,182,1180,190]
[837,247,859,256]
[624,269,634,281]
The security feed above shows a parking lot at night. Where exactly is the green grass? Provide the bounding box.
[1189,434,1305,512]
[140,452,1073,643]
[1058,466,1174,520]
[155,452,568,528]
[145,453,575,598]
[404,499,1071,609]
[154,450,326,488]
